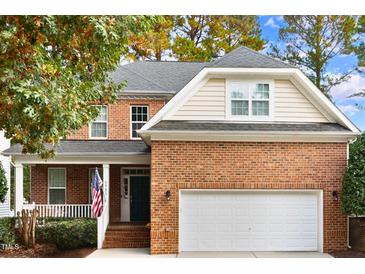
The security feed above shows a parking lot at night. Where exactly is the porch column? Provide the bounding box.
[14,163,24,214]
[102,164,110,209]
[97,164,110,249]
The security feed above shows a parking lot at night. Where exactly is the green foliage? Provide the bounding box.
[171,16,265,61]
[0,162,7,203]
[36,218,97,250]
[342,132,365,216]
[128,16,173,61]
[0,217,16,245]
[127,16,265,62]
[270,16,357,97]
[0,16,155,158]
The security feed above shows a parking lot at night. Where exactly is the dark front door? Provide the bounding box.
[130,176,150,222]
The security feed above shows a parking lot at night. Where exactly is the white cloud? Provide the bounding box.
[337,104,359,117]
[264,17,279,29]
[330,73,365,101]
[275,15,284,21]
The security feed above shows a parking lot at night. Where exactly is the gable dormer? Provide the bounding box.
[167,77,331,123]
[139,46,359,140]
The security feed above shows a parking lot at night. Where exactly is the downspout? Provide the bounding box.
[346,140,352,249]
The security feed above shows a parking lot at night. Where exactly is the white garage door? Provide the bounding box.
[180,191,320,252]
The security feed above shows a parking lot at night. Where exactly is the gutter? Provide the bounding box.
[2,151,151,157]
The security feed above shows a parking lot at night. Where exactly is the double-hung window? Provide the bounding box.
[131,106,149,139]
[90,106,108,138]
[229,81,271,119]
[48,168,66,204]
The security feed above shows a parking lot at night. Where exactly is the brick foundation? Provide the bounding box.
[150,141,348,254]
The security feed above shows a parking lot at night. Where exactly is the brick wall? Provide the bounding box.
[67,98,166,140]
[30,164,101,204]
[31,164,149,223]
[150,141,348,254]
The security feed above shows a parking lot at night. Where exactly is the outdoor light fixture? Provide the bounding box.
[332,191,339,201]
[165,190,171,201]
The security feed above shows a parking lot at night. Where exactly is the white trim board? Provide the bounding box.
[139,130,358,145]
[141,68,360,134]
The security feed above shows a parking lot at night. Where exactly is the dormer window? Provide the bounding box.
[228,81,272,120]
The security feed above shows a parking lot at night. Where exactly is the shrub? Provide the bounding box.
[0,217,16,245]
[36,218,97,250]
[342,132,365,216]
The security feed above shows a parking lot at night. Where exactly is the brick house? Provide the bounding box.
[3,47,360,254]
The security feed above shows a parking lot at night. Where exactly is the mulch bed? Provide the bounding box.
[330,250,365,258]
[0,244,96,258]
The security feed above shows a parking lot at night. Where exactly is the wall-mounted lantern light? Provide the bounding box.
[332,190,339,201]
[165,190,171,201]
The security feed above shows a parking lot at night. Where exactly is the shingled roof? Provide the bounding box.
[112,46,294,93]
[2,140,150,156]
[149,120,352,132]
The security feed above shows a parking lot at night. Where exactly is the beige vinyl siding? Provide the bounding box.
[274,80,330,122]
[169,78,330,123]
[170,78,226,120]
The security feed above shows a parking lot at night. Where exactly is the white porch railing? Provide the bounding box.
[23,203,93,218]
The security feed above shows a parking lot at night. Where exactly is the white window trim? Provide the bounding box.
[89,105,108,139]
[48,167,67,205]
[226,79,274,121]
[130,105,149,140]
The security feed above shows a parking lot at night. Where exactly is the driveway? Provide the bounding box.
[87,248,333,258]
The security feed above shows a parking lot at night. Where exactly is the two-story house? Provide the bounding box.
[2,46,360,254]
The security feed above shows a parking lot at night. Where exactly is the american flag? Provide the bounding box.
[91,168,103,217]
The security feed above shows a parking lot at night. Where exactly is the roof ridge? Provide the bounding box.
[210,45,296,68]
[240,45,296,68]
[122,66,169,91]
[210,46,243,66]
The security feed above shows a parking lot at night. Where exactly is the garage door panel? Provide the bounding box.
[180,191,320,252]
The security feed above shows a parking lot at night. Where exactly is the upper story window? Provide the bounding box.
[90,105,108,139]
[228,81,272,119]
[131,106,149,139]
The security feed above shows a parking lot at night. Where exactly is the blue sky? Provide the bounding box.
[258,16,365,131]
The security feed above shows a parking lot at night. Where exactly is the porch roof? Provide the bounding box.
[2,140,150,156]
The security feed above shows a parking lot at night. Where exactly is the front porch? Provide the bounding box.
[5,141,152,249]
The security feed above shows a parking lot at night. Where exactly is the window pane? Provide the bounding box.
[252,101,269,116]
[94,106,107,122]
[231,100,249,116]
[132,122,145,138]
[231,84,249,99]
[49,169,66,188]
[132,106,148,122]
[91,122,107,137]
[49,189,65,204]
[253,84,269,99]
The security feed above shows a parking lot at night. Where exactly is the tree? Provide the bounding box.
[0,16,155,158]
[355,16,365,67]
[270,16,357,97]
[0,162,7,203]
[127,16,173,61]
[341,132,365,216]
[171,16,265,61]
